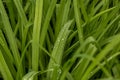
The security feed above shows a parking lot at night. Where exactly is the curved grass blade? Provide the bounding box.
[47,20,73,80]
[81,34,120,80]
[22,69,53,80]
[90,7,116,22]
[89,52,120,79]
[97,14,120,41]
[60,37,100,80]
[72,44,97,80]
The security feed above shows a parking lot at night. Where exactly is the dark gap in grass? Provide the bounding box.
[69,58,80,72]
[86,3,91,14]
[62,51,74,66]
[86,0,97,15]
[24,66,29,74]
[0,78,3,80]
[0,15,3,29]
[24,54,32,73]
[15,31,22,52]
[13,64,17,73]
[2,1,15,29]
[94,6,103,16]
[80,9,85,23]
[70,35,78,47]
[43,39,50,66]
[88,0,93,5]
[94,0,102,8]
[90,70,103,80]
[57,0,62,4]
[44,54,49,69]
[73,23,77,31]
[49,9,56,33]
[2,30,11,49]
[25,10,30,20]
[3,0,18,30]
[62,39,79,65]
[22,0,27,8]
[84,18,101,38]
[44,39,50,63]
[45,32,53,52]
[68,4,74,20]
[109,0,114,8]
[50,18,55,35]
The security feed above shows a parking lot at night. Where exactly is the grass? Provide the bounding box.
[0,0,120,80]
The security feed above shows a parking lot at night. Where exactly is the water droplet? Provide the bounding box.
[62,38,64,41]
[58,68,61,74]
[57,39,60,42]
[57,68,62,80]
[90,72,93,74]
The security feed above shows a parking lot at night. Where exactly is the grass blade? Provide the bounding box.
[47,20,73,80]
[81,34,120,80]
[73,0,84,44]
[0,0,20,67]
[32,0,43,72]
[0,50,14,80]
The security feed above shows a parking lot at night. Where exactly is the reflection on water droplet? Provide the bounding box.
[87,71,93,79]
[90,72,93,74]
[53,64,62,80]
[58,68,61,74]
[58,39,60,42]
[62,38,64,41]
[57,68,62,80]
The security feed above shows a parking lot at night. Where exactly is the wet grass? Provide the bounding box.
[0,0,120,80]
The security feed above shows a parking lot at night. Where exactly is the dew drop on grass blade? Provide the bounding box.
[47,20,73,80]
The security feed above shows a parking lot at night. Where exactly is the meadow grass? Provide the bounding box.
[0,0,120,80]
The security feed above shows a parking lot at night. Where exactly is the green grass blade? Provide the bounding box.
[89,52,120,79]
[81,34,120,80]
[40,0,57,46]
[12,0,27,24]
[55,0,66,37]
[72,44,97,80]
[79,0,88,22]
[97,14,120,41]
[61,0,71,26]
[32,0,43,72]
[0,50,14,80]
[90,7,116,22]
[0,0,20,67]
[47,20,73,80]
[73,0,84,44]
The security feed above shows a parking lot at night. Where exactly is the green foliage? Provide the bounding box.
[0,0,120,80]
